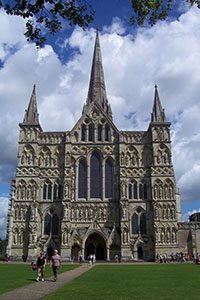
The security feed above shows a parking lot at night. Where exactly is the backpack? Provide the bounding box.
[31,262,37,271]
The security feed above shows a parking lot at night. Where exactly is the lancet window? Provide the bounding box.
[128,182,147,200]
[44,213,59,236]
[105,159,113,198]
[105,124,110,141]
[88,123,94,142]
[90,152,102,198]
[78,159,87,198]
[131,208,147,236]
[77,151,114,200]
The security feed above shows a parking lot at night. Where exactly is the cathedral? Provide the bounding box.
[7,31,197,262]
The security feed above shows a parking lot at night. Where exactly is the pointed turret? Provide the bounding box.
[86,30,112,119]
[151,85,166,122]
[22,84,40,125]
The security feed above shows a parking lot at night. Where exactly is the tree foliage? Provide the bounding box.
[0,1,200,46]
[0,0,94,46]
[130,0,200,26]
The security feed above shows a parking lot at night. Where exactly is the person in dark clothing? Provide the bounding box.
[36,252,46,282]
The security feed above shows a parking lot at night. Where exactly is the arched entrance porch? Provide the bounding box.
[85,232,106,260]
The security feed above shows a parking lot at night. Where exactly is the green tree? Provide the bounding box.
[0,0,94,46]
[130,0,200,26]
[0,1,200,46]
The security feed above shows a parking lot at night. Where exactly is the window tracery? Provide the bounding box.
[131,209,147,236]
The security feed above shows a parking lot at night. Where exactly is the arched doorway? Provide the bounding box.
[85,232,106,260]
[137,246,144,260]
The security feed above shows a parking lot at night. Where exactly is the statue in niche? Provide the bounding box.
[120,153,125,165]
[21,207,26,220]
[62,227,70,244]
[166,230,170,244]
[65,183,70,198]
[172,230,176,243]
[157,151,162,164]
[154,206,158,219]
[158,186,163,199]
[66,153,71,166]
[125,154,130,167]
[153,186,158,199]
[123,229,128,244]
[13,228,18,244]
[21,187,26,199]
[26,129,31,140]
[121,182,127,198]
[169,186,173,199]
[19,229,23,244]
[64,205,69,220]
[160,229,164,243]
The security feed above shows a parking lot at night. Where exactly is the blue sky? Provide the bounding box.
[1,0,200,239]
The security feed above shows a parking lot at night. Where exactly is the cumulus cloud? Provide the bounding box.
[182,208,200,222]
[1,6,200,237]
[0,197,9,239]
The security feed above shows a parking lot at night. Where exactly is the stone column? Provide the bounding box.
[107,247,110,261]
[102,159,105,200]
[87,162,90,200]
[82,248,85,260]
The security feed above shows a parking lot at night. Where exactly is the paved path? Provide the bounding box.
[0,264,93,300]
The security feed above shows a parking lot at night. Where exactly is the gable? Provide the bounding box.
[70,102,119,144]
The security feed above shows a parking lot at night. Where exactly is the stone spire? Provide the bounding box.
[23,84,40,125]
[151,85,166,122]
[85,30,112,119]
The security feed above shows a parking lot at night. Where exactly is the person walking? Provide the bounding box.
[50,249,62,282]
[36,252,46,282]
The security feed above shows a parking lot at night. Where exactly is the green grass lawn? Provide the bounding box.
[42,264,200,300]
[0,263,78,294]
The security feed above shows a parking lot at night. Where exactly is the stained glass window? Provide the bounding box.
[128,183,132,199]
[98,125,102,141]
[52,214,59,235]
[44,214,51,235]
[78,159,87,198]
[140,213,147,235]
[132,213,138,234]
[105,159,113,198]
[105,124,110,141]
[81,125,86,141]
[90,152,102,198]
[89,123,94,141]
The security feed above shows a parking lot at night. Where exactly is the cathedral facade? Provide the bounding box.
[7,31,186,262]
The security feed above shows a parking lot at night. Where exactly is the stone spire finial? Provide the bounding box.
[86,29,112,119]
[151,85,166,122]
[23,84,40,125]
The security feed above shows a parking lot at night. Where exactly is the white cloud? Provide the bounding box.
[0,197,9,239]
[1,6,200,237]
[182,208,200,222]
